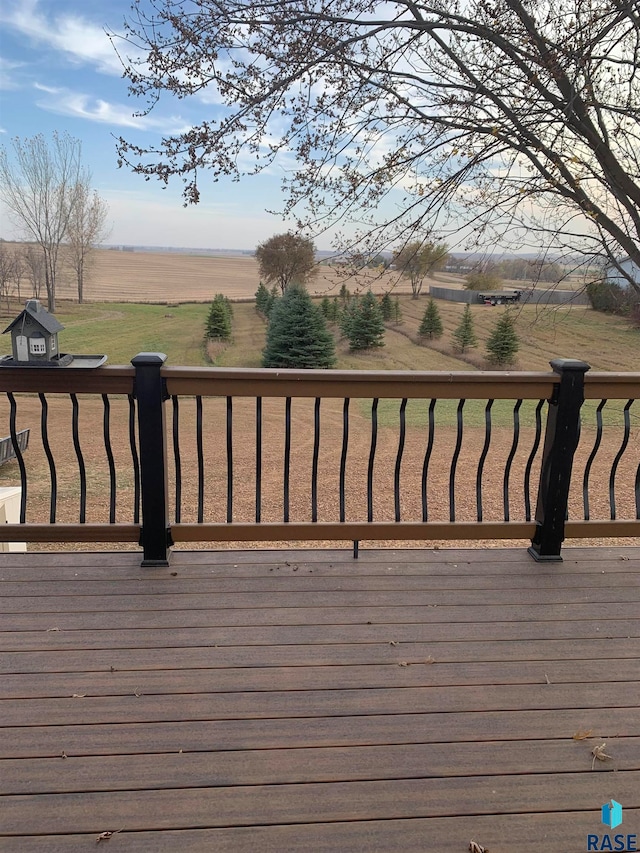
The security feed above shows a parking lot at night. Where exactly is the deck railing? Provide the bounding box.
[0,353,638,565]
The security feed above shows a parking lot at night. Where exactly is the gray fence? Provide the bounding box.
[429,285,589,306]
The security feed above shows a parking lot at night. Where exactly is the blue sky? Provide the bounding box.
[0,0,302,250]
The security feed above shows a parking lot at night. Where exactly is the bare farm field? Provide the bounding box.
[37,246,414,304]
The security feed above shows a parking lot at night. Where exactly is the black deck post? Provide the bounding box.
[132,352,172,566]
[528,358,590,562]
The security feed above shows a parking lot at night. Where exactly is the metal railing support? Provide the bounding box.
[528,358,590,562]
[132,353,172,566]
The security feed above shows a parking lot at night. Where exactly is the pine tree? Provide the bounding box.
[452,304,477,352]
[329,296,341,323]
[486,309,519,365]
[262,285,336,368]
[255,281,270,314]
[205,295,232,340]
[320,295,332,318]
[339,283,351,305]
[340,294,359,338]
[380,291,393,320]
[346,290,385,350]
[392,296,403,324]
[418,298,443,339]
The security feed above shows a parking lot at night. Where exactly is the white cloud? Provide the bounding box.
[0,0,134,76]
[33,83,190,133]
[0,56,25,89]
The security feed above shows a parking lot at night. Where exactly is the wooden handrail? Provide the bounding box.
[0,365,135,395]
[584,373,640,399]
[163,366,559,399]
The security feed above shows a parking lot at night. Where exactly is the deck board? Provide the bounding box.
[1,546,639,851]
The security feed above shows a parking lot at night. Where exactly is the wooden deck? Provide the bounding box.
[1,547,639,851]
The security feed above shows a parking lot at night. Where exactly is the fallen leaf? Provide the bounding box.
[425,656,436,664]
[469,842,489,853]
[96,828,123,843]
[573,729,593,741]
[61,751,67,759]
[71,694,86,698]
[46,627,60,632]
[544,673,551,684]
[592,742,612,769]
[398,661,409,667]
[619,555,630,561]
[389,640,399,646]
[109,666,116,672]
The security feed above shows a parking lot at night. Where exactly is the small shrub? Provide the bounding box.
[465,271,503,291]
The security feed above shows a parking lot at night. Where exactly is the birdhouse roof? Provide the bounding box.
[2,304,64,336]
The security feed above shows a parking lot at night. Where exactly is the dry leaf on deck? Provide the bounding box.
[591,742,612,769]
[398,661,409,666]
[96,828,123,843]
[389,640,399,646]
[572,729,593,741]
[469,842,489,853]
[425,655,436,664]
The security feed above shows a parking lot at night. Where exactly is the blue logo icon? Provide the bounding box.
[602,800,623,830]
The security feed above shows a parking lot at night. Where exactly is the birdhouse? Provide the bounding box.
[2,299,67,365]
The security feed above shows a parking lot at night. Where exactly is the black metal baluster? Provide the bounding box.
[227,396,233,523]
[196,395,204,523]
[394,399,408,522]
[70,394,87,524]
[367,399,379,522]
[172,396,182,524]
[449,399,465,522]
[476,400,494,522]
[102,395,117,524]
[312,398,320,523]
[524,400,544,522]
[284,397,291,523]
[128,394,140,525]
[7,393,27,524]
[582,399,606,521]
[503,399,522,522]
[256,397,262,523]
[609,400,633,520]
[635,457,640,520]
[421,399,436,522]
[39,393,57,523]
[339,398,350,522]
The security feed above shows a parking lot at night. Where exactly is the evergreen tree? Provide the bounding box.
[346,290,385,350]
[205,295,232,340]
[486,310,519,365]
[255,281,271,314]
[339,283,351,305]
[418,298,443,339]
[452,304,477,352]
[392,296,403,324]
[329,296,341,323]
[320,295,332,319]
[340,294,359,338]
[262,285,336,368]
[380,291,393,321]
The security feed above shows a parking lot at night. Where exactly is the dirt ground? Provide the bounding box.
[1,393,637,552]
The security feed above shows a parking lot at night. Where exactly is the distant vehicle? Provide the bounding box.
[478,290,521,306]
